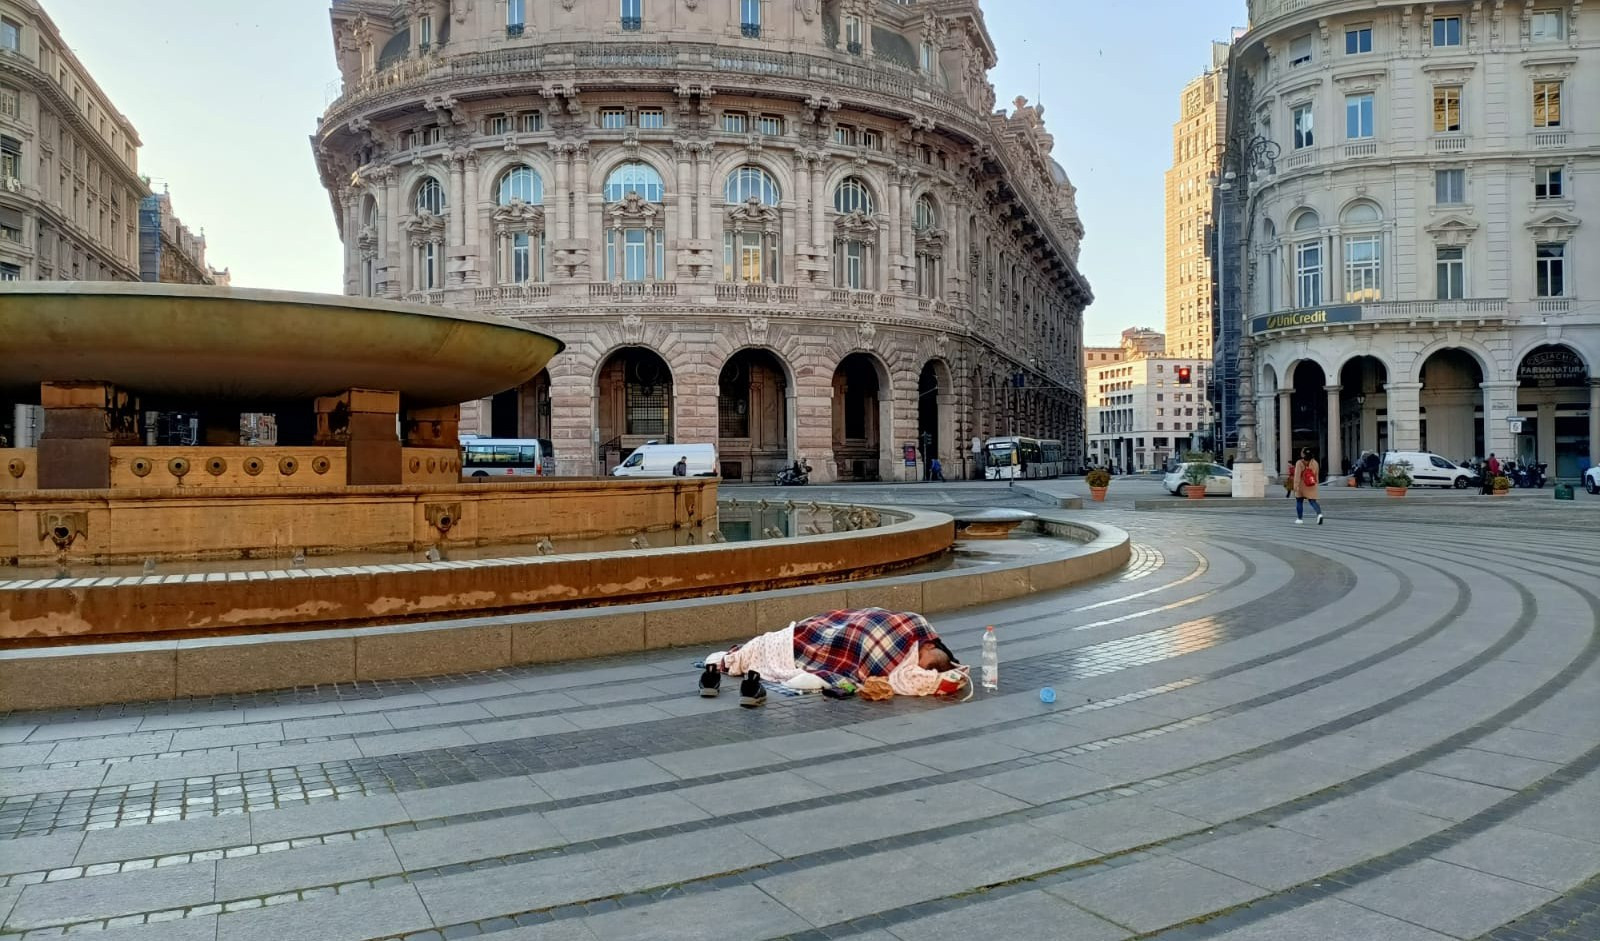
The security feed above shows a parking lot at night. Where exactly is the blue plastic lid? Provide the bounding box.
[1039,687,1057,704]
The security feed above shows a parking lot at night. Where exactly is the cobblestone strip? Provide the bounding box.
[1475,874,1600,941]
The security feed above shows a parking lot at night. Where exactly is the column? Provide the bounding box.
[571,144,590,245]
[462,153,481,285]
[383,171,401,297]
[674,142,695,243]
[1257,394,1277,474]
[1277,388,1293,476]
[1385,381,1423,450]
[1536,401,1557,471]
[1590,379,1600,468]
[899,173,915,292]
[792,153,811,252]
[1325,384,1342,478]
[447,155,466,251]
[886,171,902,265]
[1480,379,1520,462]
[36,381,140,489]
[695,144,714,241]
[551,143,571,240]
[810,154,827,250]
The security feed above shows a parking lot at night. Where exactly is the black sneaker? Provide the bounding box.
[698,665,721,698]
[739,670,767,708]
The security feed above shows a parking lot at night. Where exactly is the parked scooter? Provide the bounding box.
[775,462,812,486]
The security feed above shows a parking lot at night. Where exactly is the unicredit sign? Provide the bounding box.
[1251,304,1363,334]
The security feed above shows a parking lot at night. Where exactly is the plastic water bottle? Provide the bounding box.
[981,626,999,690]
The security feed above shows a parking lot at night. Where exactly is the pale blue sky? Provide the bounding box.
[47,0,1244,343]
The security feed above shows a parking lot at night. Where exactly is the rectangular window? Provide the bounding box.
[621,0,642,30]
[921,41,935,72]
[1435,168,1465,204]
[833,124,854,146]
[418,15,432,49]
[1345,93,1374,139]
[623,228,647,281]
[1535,243,1565,297]
[1435,247,1465,299]
[636,108,664,129]
[0,19,19,52]
[0,136,19,181]
[1295,240,1323,308]
[1432,16,1462,47]
[422,242,439,289]
[1530,10,1564,42]
[519,111,543,132]
[0,262,19,280]
[720,111,747,133]
[1534,165,1563,199]
[1289,34,1313,66]
[487,114,510,135]
[1345,27,1372,54]
[1292,103,1314,149]
[1533,82,1562,128]
[844,14,862,52]
[756,114,783,135]
[1433,86,1462,132]
[740,0,761,37]
[861,129,883,150]
[600,108,626,129]
[507,0,525,34]
[0,86,15,119]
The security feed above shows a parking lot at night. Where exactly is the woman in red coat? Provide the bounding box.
[1291,447,1324,525]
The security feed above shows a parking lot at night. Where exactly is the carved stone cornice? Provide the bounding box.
[492,200,546,235]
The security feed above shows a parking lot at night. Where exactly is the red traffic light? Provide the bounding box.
[1177,366,1192,384]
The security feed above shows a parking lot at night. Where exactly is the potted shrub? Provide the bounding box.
[1182,461,1211,499]
[1491,474,1511,496]
[1381,461,1413,497]
[1085,467,1110,501]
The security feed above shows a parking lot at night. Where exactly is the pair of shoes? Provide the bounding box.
[1317,513,1325,525]
[739,670,767,708]
[698,665,721,697]
[1294,518,1304,525]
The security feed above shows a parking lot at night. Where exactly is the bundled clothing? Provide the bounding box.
[718,608,961,697]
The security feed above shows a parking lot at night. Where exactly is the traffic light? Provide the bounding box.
[1177,366,1192,385]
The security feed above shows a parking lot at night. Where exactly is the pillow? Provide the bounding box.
[781,672,827,692]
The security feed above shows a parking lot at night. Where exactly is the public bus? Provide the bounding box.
[461,437,557,478]
[983,436,1065,480]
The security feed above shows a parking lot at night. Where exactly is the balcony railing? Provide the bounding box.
[473,283,549,304]
[1535,298,1571,314]
[740,22,761,38]
[1432,135,1468,153]
[1248,0,1329,27]
[1283,148,1316,170]
[506,23,525,38]
[1343,140,1378,159]
[620,16,642,31]
[404,290,446,305]
[588,281,676,301]
[1530,130,1569,148]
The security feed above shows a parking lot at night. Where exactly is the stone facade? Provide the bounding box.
[313,0,1091,481]
[1086,328,1211,472]
[137,188,224,286]
[1165,42,1229,361]
[1230,0,1599,480]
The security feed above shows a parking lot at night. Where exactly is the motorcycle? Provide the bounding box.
[775,463,812,486]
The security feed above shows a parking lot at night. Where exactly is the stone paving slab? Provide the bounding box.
[1,504,1595,940]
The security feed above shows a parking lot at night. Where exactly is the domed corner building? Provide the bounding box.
[1227,0,1599,481]
[312,0,1091,482]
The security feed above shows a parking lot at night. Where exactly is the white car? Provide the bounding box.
[1163,462,1233,496]
[1585,465,1599,495]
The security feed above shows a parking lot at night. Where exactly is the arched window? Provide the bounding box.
[833,176,873,214]
[914,194,937,231]
[415,177,445,214]
[724,165,779,205]
[493,166,546,285]
[497,164,543,205]
[1289,210,1321,308]
[723,167,781,284]
[1340,201,1383,303]
[604,162,664,202]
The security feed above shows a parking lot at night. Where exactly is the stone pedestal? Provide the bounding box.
[404,404,461,450]
[1231,460,1266,499]
[37,381,140,489]
[315,388,402,486]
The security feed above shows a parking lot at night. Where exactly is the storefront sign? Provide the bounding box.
[1517,347,1587,387]
[1251,305,1363,335]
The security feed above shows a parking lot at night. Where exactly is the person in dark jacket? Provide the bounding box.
[672,456,688,476]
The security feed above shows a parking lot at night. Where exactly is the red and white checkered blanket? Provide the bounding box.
[791,608,941,682]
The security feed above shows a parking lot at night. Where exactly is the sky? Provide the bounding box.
[45,0,1246,343]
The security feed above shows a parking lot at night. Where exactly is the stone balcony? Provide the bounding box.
[1248,0,1339,28]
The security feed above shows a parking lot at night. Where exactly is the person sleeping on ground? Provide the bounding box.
[703,607,967,697]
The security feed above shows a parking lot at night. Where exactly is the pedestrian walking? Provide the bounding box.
[929,456,945,481]
[1292,447,1323,525]
[1363,450,1380,488]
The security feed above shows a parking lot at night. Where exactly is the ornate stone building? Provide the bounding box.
[1225,0,1598,480]
[313,0,1091,481]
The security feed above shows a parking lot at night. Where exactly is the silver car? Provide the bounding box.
[1163,462,1233,496]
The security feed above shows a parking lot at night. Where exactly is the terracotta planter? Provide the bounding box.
[1385,486,1407,497]
[1186,486,1207,499]
[1089,486,1108,502]
[1346,476,1357,487]
[1492,488,1510,497]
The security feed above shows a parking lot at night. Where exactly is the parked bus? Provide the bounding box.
[461,437,557,478]
[983,436,1065,480]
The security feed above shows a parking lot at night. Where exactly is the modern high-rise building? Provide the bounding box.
[312,0,1092,481]
[1219,0,1597,482]
[1163,42,1229,362]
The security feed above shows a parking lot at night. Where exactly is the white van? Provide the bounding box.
[1380,450,1478,489]
[611,443,719,478]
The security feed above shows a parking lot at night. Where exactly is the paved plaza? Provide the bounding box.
[1,481,1597,940]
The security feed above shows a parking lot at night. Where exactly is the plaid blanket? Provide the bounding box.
[792,608,941,683]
